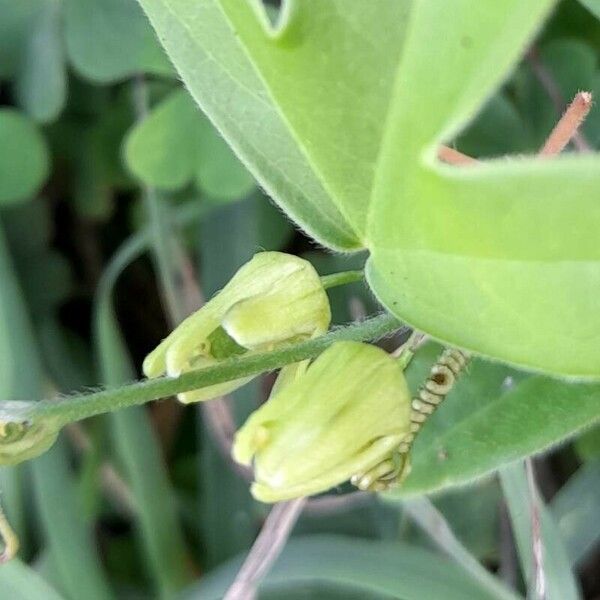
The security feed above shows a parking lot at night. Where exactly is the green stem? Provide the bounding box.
[321,270,364,290]
[30,314,403,426]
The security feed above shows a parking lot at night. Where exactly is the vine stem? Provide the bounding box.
[320,270,364,289]
[25,314,404,427]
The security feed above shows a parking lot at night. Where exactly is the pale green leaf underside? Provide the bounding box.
[368,0,600,377]
[135,0,412,250]
[397,345,600,496]
[368,151,600,378]
[125,89,255,200]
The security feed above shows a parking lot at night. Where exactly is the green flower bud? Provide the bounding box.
[0,402,60,466]
[143,252,331,403]
[232,341,411,503]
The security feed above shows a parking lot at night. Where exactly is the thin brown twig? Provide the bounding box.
[438,145,478,165]
[224,498,307,600]
[540,92,592,156]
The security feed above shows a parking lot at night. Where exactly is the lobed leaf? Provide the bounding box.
[365,0,600,377]
[135,0,410,250]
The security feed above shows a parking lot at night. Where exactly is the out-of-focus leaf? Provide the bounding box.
[0,221,113,599]
[125,89,256,201]
[514,38,596,146]
[189,535,505,600]
[389,343,600,496]
[551,460,600,567]
[3,200,73,318]
[0,559,66,600]
[578,0,600,19]
[94,230,191,597]
[500,462,580,600]
[31,442,114,600]
[456,93,532,157]
[0,110,49,204]
[0,0,36,78]
[574,425,600,461]
[64,0,172,83]
[15,0,66,123]
[432,481,501,561]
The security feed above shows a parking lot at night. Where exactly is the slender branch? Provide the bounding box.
[321,270,364,290]
[403,497,520,600]
[22,314,404,426]
[224,498,307,600]
[438,145,478,166]
[539,92,592,157]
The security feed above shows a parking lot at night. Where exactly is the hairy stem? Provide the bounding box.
[24,314,403,426]
[321,270,364,289]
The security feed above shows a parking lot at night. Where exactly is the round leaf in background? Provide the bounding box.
[64,0,173,83]
[0,110,49,204]
[124,89,256,202]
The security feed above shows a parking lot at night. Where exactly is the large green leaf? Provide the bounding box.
[0,110,49,204]
[124,89,256,201]
[391,343,600,495]
[366,1,600,377]
[136,0,410,250]
[190,535,504,600]
[64,0,172,82]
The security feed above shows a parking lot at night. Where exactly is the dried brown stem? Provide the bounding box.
[224,498,307,600]
[525,460,546,600]
[438,145,478,165]
[540,92,592,157]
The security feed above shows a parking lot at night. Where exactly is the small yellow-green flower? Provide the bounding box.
[143,252,331,403]
[0,402,60,465]
[232,341,411,502]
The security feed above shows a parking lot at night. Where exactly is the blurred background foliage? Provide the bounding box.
[0,0,598,598]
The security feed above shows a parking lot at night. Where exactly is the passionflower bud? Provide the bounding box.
[143,252,331,403]
[0,402,60,465]
[232,341,411,502]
